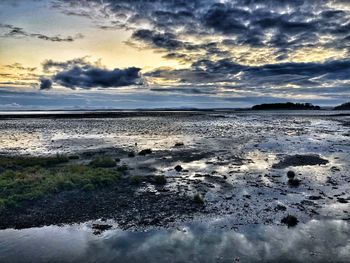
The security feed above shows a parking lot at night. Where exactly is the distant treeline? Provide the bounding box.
[252,102,321,110]
[333,102,350,110]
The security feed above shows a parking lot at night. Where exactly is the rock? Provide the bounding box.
[308,196,323,200]
[68,155,79,160]
[174,142,184,147]
[288,178,301,187]
[287,170,296,179]
[326,177,337,186]
[175,165,183,172]
[275,204,287,211]
[128,152,135,158]
[337,198,349,204]
[273,154,328,169]
[92,224,112,231]
[193,193,204,204]
[331,166,340,172]
[281,215,298,227]
[139,149,152,156]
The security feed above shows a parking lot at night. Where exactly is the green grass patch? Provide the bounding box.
[0,163,121,209]
[0,154,69,169]
[154,175,167,185]
[129,175,142,185]
[89,157,116,168]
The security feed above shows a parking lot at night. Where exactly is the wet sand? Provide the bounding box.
[0,111,349,227]
[0,111,349,262]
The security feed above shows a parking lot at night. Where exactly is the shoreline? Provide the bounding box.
[0,109,350,119]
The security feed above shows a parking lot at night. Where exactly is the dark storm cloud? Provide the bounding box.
[0,23,84,42]
[244,60,350,80]
[7,0,350,104]
[202,3,249,35]
[146,58,350,93]
[150,87,216,95]
[54,0,350,60]
[39,77,52,90]
[131,29,184,50]
[38,58,143,89]
[52,65,142,89]
[42,57,93,72]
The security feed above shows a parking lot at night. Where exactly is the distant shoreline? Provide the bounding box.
[0,109,349,119]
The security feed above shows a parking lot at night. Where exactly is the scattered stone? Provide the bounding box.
[281,215,299,227]
[175,165,183,172]
[225,194,233,200]
[139,149,152,156]
[308,196,323,200]
[288,178,301,187]
[331,166,340,172]
[68,155,79,160]
[275,204,287,211]
[273,154,328,169]
[92,224,112,232]
[193,193,204,204]
[337,198,349,204]
[287,170,296,179]
[326,177,337,186]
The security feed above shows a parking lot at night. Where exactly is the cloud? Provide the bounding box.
[0,23,84,42]
[202,3,249,35]
[54,0,350,61]
[4,0,350,106]
[131,29,184,50]
[39,77,52,90]
[3,63,37,72]
[35,58,143,90]
[42,57,95,72]
[52,65,142,89]
[146,58,350,99]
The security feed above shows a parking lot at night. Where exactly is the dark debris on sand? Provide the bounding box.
[272,154,328,169]
[0,178,203,230]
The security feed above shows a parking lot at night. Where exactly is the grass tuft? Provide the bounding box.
[0,162,121,209]
[129,175,142,185]
[154,175,167,185]
[193,193,204,204]
[0,154,69,169]
[89,157,116,168]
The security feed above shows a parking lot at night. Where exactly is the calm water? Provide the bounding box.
[0,219,349,263]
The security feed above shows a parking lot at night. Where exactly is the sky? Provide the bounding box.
[1,0,350,109]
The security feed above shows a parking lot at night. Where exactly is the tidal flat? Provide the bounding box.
[0,111,349,262]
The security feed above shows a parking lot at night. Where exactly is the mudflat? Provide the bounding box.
[0,111,349,230]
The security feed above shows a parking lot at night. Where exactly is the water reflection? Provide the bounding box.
[0,220,349,263]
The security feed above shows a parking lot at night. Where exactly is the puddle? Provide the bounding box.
[0,219,349,263]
